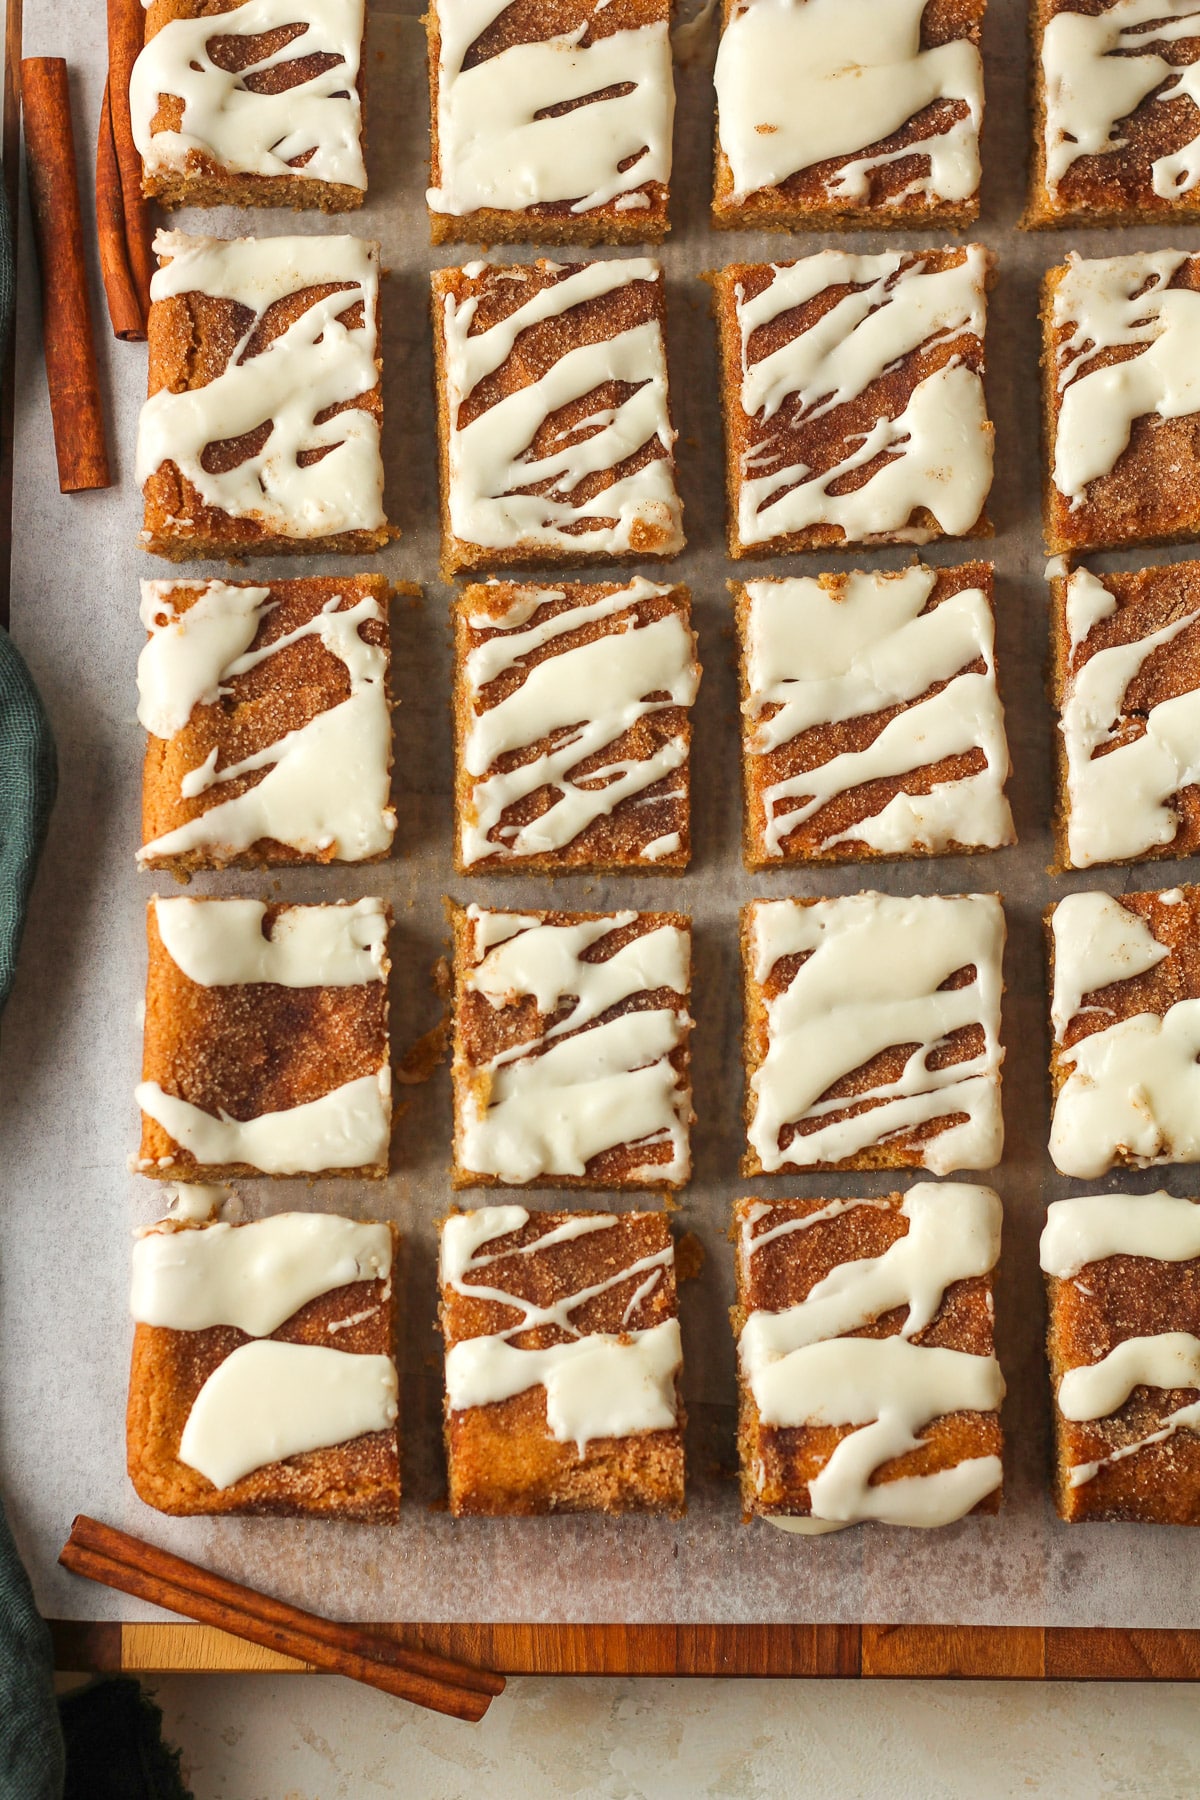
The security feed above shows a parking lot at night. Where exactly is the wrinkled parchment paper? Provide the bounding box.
[4,0,1200,1627]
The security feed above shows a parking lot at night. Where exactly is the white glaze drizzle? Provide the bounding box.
[740,1183,1003,1528]
[1049,891,1168,1043]
[130,0,366,189]
[1050,1003,1200,1178]
[137,580,394,866]
[1041,1192,1200,1280]
[1049,891,1200,1176]
[747,893,1005,1174]
[137,231,383,538]
[743,569,1012,856]
[1052,250,1200,505]
[428,0,673,217]
[179,1339,397,1488]
[154,896,386,988]
[1059,569,1200,866]
[715,0,982,205]
[1042,0,1200,200]
[1057,1332,1200,1477]
[440,1206,681,1449]
[137,1067,392,1175]
[734,250,992,546]
[459,908,691,1184]
[131,1213,391,1335]
[442,258,683,557]
[461,578,698,864]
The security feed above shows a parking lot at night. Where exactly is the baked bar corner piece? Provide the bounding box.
[1030,0,1200,228]
[136,893,392,1181]
[1041,1192,1200,1525]
[454,577,699,872]
[713,0,985,231]
[127,1211,400,1520]
[712,246,993,558]
[431,257,684,578]
[138,573,395,875]
[426,0,674,245]
[1047,885,1200,1179]
[138,229,389,561]
[130,0,367,211]
[733,1184,1004,1530]
[439,1204,685,1516]
[450,902,693,1191]
[742,890,1005,1176]
[1051,560,1200,871]
[737,561,1013,865]
[1042,250,1200,556]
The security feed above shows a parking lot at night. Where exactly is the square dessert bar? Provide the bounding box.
[1029,1,1200,227]
[713,0,985,231]
[733,1184,1004,1529]
[737,562,1013,865]
[1042,1193,1200,1525]
[711,247,994,558]
[1051,560,1200,870]
[136,894,392,1181]
[440,1204,685,1515]
[454,578,699,872]
[130,0,367,211]
[138,574,395,875]
[426,0,673,244]
[127,1212,399,1518]
[1042,251,1200,555]
[742,892,1005,1175]
[450,903,693,1190]
[431,258,684,577]
[1047,886,1200,1179]
[138,230,388,561]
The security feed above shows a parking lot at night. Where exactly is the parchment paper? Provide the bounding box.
[5,0,1200,1628]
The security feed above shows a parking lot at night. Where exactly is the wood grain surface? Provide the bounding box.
[47,1620,1200,1681]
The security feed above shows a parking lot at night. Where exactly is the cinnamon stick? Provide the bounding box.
[96,80,146,342]
[105,0,155,321]
[20,59,111,494]
[60,1515,505,1722]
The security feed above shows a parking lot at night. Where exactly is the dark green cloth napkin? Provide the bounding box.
[0,624,57,1013]
[0,148,66,1800]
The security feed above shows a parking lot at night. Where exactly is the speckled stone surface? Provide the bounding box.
[144,1675,1199,1799]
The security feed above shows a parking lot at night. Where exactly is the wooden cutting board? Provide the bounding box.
[48,1620,1200,1681]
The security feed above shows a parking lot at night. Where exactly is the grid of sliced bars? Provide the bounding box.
[114,0,1200,1535]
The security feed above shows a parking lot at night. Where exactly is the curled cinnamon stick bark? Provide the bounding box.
[21,58,112,494]
[96,80,146,342]
[105,0,154,321]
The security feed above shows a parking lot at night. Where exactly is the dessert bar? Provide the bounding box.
[1030,0,1200,227]
[711,247,993,557]
[138,230,388,560]
[127,1211,399,1518]
[439,1204,685,1515]
[733,1183,1004,1529]
[138,574,395,874]
[426,0,673,243]
[1042,250,1200,554]
[737,562,1013,865]
[454,577,699,872]
[713,0,985,230]
[431,257,684,576]
[130,0,367,210]
[742,892,1005,1174]
[1042,1192,1200,1524]
[1048,886,1200,1178]
[1051,560,1200,869]
[450,903,693,1190]
[135,895,392,1180]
